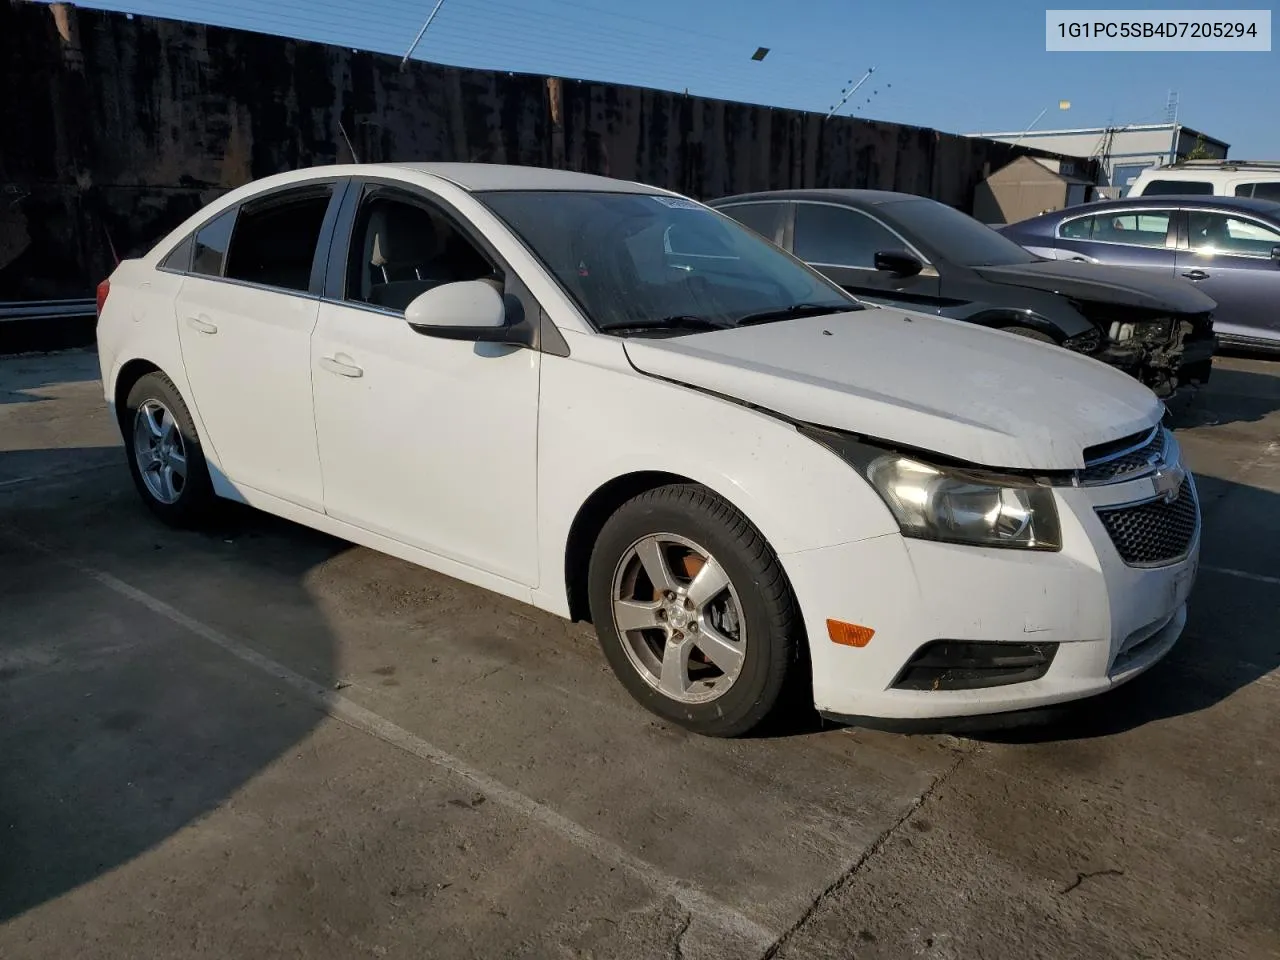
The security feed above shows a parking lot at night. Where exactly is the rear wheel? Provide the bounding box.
[122,372,217,526]
[586,484,803,737]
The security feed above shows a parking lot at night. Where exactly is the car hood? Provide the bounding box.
[973,260,1215,313]
[621,308,1163,471]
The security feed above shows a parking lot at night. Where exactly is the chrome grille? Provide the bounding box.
[1078,427,1167,486]
[1096,479,1199,566]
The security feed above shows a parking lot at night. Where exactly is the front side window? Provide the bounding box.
[191,210,236,278]
[1142,179,1213,196]
[885,197,1037,266]
[477,191,858,333]
[793,204,900,267]
[1092,211,1172,247]
[1188,212,1280,257]
[345,191,499,313]
[222,186,334,293]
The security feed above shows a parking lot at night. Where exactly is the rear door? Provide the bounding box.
[1055,207,1178,279]
[1176,209,1280,344]
[789,201,943,309]
[174,180,344,511]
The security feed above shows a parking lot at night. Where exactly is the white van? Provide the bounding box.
[1128,160,1280,201]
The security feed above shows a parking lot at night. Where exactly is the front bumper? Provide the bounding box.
[783,472,1200,720]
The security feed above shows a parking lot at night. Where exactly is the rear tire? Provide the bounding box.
[586,483,804,737]
[122,372,218,527]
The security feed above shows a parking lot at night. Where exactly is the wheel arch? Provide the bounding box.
[563,470,695,623]
[112,358,163,429]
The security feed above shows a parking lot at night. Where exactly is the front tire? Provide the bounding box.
[586,484,804,737]
[122,372,217,527]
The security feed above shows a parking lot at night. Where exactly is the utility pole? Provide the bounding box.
[825,67,875,121]
[400,0,448,70]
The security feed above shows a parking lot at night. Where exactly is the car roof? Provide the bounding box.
[328,161,674,195]
[1068,194,1280,217]
[707,188,926,207]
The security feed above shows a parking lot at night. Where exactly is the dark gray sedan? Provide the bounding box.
[708,189,1217,396]
[1000,195,1280,354]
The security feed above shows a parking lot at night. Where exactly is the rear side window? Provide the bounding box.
[718,203,785,244]
[1059,217,1092,240]
[1235,181,1280,201]
[191,210,236,278]
[1091,211,1172,247]
[1140,179,1213,196]
[223,187,334,293]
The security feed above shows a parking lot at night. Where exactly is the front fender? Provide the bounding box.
[532,339,899,615]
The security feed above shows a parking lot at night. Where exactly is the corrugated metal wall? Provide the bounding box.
[0,2,1069,299]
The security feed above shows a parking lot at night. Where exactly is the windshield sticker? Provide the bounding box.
[652,196,704,211]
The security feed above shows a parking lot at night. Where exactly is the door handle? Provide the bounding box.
[185,315,218,334]
[1181,269,1210,281]
[319,354,364,378]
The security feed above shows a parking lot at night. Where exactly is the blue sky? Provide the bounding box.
[77,0,1278,156]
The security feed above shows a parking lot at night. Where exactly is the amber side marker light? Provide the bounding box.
[827,619,875,648]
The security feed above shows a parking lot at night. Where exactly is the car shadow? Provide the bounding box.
[0,347,101,406]
[0,445,348,921]
[1168,362,1280,429]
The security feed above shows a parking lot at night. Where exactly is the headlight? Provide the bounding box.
[802,428,1061,551]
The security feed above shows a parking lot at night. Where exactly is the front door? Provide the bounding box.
[788,201,944,310]
[1176,209,1280,344]
[310,183,541,586]
[174,182,341,510]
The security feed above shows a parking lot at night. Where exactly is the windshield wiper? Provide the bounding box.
[599,315,731,336]
[734,302,863,327]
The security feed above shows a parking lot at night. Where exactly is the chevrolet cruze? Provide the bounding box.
[95,163,1201,737]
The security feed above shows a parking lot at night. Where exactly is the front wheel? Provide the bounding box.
[586,484,804,737]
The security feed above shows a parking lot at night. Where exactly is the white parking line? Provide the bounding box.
[4,530,775,952]
[1202,565,1280,588]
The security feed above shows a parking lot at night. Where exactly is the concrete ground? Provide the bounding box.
[1,348,1277,960]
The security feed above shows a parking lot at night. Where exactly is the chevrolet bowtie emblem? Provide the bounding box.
[1152,464,1185,502]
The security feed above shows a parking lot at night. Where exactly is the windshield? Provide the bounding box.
[887,198,1039,267]
[477,190,861,333]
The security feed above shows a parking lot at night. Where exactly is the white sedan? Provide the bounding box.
[95,163,1201,737]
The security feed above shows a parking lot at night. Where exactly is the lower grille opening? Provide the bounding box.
[891,640,1059,691]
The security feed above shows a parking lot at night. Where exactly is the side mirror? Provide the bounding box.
[873,249,924,277]
[1271,244,1280,267]
[404,280,511,342]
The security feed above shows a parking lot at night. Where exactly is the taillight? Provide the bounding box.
[95,278,110,317]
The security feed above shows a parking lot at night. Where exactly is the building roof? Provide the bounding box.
[965,123,1230,152]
